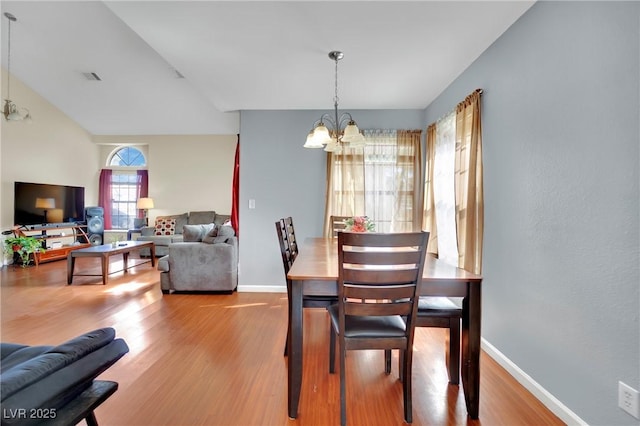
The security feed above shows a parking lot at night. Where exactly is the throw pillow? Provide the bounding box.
[183,223,215,242]
[213,225,235,244]
[155,218,176,236]
[202,226,219,244]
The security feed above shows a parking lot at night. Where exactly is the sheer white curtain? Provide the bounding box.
[433,112,459,266]
[364,129,396,232]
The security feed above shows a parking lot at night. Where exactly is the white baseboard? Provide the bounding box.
[481,338,587,425]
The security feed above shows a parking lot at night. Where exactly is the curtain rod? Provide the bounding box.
[426,88,483,128]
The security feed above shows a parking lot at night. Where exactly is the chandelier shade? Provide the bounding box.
[304,51,364,153]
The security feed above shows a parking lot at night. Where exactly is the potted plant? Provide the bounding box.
[343,216,375,233]
[3,235,45,267]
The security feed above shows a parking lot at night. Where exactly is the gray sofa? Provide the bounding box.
[158,223,238,293]
[0,327,129,425]
[136,210,231,257]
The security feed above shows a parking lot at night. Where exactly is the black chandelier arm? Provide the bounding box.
[312,112,356,132]
[316,112,337,130]
[337,112,357,129]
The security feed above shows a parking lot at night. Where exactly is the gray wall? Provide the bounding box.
[423,2,639,425]
[238,110,423,290]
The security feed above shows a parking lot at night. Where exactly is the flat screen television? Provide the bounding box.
[14,181,85,227]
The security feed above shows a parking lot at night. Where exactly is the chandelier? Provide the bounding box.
[304,51,364,152]
[3,12,31,122]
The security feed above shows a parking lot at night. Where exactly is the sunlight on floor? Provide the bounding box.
[102,281,150,295]
[222,302,268,309]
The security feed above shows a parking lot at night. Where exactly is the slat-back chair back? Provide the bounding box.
[337,231,429,349]
[330,215,351,237]
[275,217,298,275]
[278,217,336,357]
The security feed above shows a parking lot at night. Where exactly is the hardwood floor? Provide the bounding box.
[0,258,564,426]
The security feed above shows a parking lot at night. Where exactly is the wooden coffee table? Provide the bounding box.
[67,241,156,285]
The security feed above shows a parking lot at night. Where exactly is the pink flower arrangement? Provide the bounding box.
[343,216,375,233]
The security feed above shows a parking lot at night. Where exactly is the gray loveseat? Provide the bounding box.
[158,223,238,293]
[136,210,231,257]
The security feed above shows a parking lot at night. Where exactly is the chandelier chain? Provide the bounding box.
[333,57,339,105]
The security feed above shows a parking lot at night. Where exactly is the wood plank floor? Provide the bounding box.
[0,258,565,426]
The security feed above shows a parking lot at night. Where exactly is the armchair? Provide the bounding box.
[158,224,238,293]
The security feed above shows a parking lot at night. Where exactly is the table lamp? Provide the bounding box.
[136,197,154,227]
[35,197,55,223]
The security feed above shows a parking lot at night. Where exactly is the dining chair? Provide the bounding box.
[328,231,429,426]
[329,215,351,237]
[275,217,337,356]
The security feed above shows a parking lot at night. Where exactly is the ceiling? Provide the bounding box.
[0,1,535,136]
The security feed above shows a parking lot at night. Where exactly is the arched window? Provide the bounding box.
[100,147,149,230]
[109,146,146,167]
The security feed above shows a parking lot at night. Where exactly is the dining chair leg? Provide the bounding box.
[448,318,461,385]
[284,326,290,356]
[329,327,336,374]
[384,349,392,375]
[284,285,292,356]
[403,349,413,423]
[340,346,347,426]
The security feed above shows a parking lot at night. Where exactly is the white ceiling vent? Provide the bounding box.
[82,72,102,81]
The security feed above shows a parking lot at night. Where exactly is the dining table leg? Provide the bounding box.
[288,279,304,419]
[461,281,481,419]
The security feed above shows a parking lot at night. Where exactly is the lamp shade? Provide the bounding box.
[346,132,366,147]
[35,197,55,209]
[137,198,154,209]
[313,123,333,145]
[341,121,361,142]
[303,130,324,148]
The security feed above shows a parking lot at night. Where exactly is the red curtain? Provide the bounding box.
[230,135,240,236]
[98,169,113,229]
[136,170,149,219]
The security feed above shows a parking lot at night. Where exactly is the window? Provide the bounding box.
[109,171,142,229]
[109,146,146,167]
[326,129,421,234]
[101,147,148,230]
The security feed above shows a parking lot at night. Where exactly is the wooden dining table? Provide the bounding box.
[286,237,483,419]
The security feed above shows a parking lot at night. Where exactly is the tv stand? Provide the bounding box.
[16,224,91,265]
